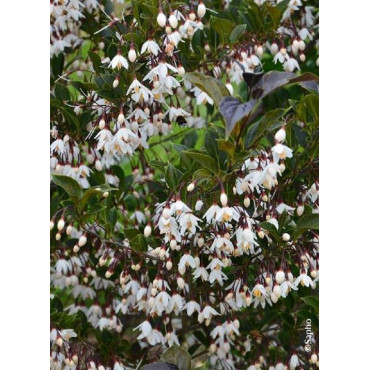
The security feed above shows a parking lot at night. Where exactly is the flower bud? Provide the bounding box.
[220,192,228,207]
[177,65,185,76]
[197,1,206,18]
[105,270,113,278]
[270,42,278,55]
[262,194,268,202]
[166,260,173,270]
[189,11,196,21]
[310,269,318,279]
[113,78,119,88]
[226,82,234,96]
[170,239,177,249]
[299,53,306,62]
[78,235,87,247]
[282,233,290,241]
[274,127,286,143]
[244,196,251,208]
[73,245,80,253]
[50,220,55,230]
[210,343,217,353]
[157,11,166,27]
[56,337,63,346]
[144,224,152,237]
[258,230,265,239]
[177,276,185,289]
[66,224,73,235]
[169,13,178,28]
[186,182,195,192]
[128,47,137,63]
[297,205,304,216]
[311,353,318,364]
[162,206,171,219]
[256,45,264,57]
[57,218,65,231]
[56,232,61,241]
[99,119,105,130]
[298,40,306,51]
[276,270,285,284]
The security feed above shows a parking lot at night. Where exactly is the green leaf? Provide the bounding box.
[230,24,247,43]
[88,51,102,74]
[55,83,70,101]
[210,16,233,43]
[184,150,218,173]
[293,213,319,239]
[184,72,229,108]
[165,163,184,190]
[52,174,83,199]
[160,346,191,370]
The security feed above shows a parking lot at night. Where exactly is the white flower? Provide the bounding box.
[134,320,152,340]
[294,272,314,288]
[141,39,160,56]
[109,53,129,70]
[178,212,201,235]
[272,143,293,160]
[126,78,153,102]
[201,305,219,319]
[178,253,196,270]
[183,300,201,316]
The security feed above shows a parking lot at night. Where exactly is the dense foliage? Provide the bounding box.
[50,0,319,369]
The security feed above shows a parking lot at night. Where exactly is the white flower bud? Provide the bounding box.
[73,245,80,253]
[280,47,287,55]
[144,224,152,237]
[74,106,81,115]
[103,191,109,198]
[56,337,63,347]
[72,355,78,364]
[197,1,206,18]
[187,182,195,192]
[311,353,318,364]
[279,163,286,172]
[274,127,286,143]
[256,45,264,57]
[170,239,177,249]
[78,235,87,247]
[204,43,211,52]
[99,119,105,130]
[57,218,65,231]
[166,260,173,270]
[197,237,205,248]
[177,276,185,289]
[220,192,228,207]
[157,11,166,27]
[297,205,304,216]
[270,42,279,55]
[310,269,318,279]
[299,53,306,62]
[162,207,171,219]
[258,230,265,239]
[244,196,251,208]
[128,48,137,63]
[273,284,281,297]
[226,83,234,96]
[271,292,279,303]
[177,65,185,76]
[55,232,61,241]
[66,225,73,235]
[282,233,290,241]
[189,11,196,21]
[50,220,55,230]
[169,13,178,28]
[276,270,285,284]
[118,112,125,125]
[113,78,119,88]
[99,256,107,266]
[105,270,112,278]
[298,40,306,51]
[262,194,268,202]
[210,343,217,353]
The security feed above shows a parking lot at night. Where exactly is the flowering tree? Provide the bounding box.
[50,0,319,369]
